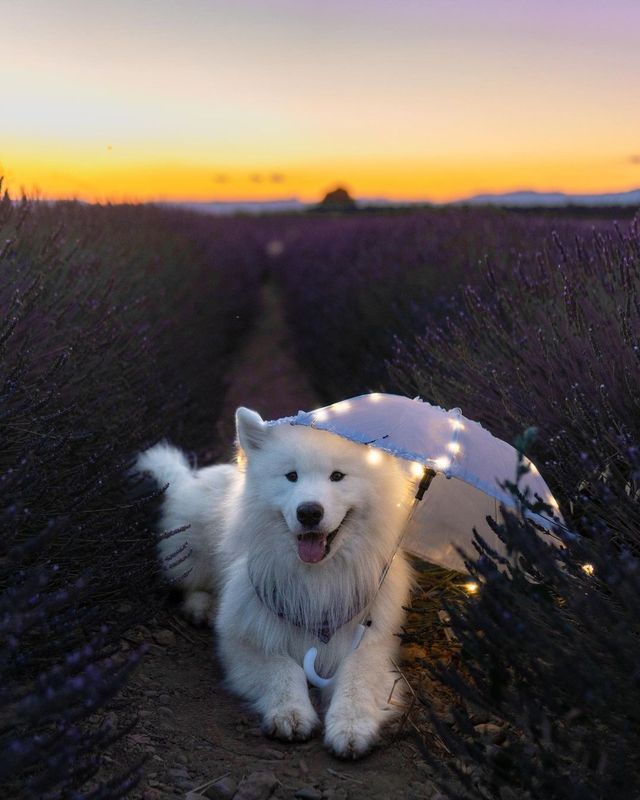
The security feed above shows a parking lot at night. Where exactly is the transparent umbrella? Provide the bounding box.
[282,392,560,571]
[273,393,561,686]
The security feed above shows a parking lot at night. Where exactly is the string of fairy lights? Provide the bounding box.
[235,394,592,604]
[307,394,592,595]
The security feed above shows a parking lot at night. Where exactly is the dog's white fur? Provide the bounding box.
[137,408,415,757]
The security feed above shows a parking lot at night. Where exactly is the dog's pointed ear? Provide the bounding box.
[236,407,268,453]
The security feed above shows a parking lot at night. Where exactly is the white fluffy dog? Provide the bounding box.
[137,407,415,758]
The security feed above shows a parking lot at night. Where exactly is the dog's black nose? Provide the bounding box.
[297,502,324,527]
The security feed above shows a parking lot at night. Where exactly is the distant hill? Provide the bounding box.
[156,187,640,216]
[457,188,640,207]
[157,198,305,216]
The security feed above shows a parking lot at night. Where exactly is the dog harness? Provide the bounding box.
[250,577,369,644]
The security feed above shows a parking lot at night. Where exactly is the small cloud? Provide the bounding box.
[628,155,640,164]
[270,173,285,183]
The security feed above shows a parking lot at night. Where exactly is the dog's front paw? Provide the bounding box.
[324,711,379,759]
[262,704,319,742]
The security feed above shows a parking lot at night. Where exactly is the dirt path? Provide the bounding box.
[115,284,439,800]
[219,282,321,434]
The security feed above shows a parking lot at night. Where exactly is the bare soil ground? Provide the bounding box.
[111,284,449,800]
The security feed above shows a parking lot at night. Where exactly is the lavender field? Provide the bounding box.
[3,192,640,799]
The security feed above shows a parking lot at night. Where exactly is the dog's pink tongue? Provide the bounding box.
[298,533,327,563]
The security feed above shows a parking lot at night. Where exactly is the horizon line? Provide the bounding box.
[11,184,640,207]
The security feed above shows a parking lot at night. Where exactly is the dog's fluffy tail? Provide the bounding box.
[136,441,192,489]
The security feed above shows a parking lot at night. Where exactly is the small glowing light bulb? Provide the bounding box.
[582,563,595,576]
[367,448,383,465]
[410,461,425,478]
[369,392,382,402]
[334,401,351,414]
[434,456,451,471]
[464,581,479,594]
[450,419,465,431]
[314,409,329,422]
[447,441,461,454]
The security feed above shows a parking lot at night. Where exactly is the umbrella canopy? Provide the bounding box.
[278,393,560,572]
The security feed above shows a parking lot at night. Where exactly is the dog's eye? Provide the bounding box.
[330,471,345,482]
[285,471,298,482]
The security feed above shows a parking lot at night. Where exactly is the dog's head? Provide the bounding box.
[236,407,412,566]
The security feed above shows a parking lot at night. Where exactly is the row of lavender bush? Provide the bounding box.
[6,195,638,797]
[396,219,640,799]
[271,209,605,400]
[1,192,264,798]
[272,209,640,798]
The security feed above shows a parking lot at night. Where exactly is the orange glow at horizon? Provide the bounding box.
[3,152,638,205]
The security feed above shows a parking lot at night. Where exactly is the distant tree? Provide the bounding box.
[318,186,356,211]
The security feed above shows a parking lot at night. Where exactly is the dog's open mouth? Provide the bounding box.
[296,518,346,564]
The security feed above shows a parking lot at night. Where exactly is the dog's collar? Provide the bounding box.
[249,573,369,644]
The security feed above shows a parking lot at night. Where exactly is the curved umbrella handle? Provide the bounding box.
[303,647,334,688]
[303,624,367,688]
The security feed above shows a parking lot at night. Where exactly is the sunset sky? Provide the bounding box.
[3,0,640,203]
